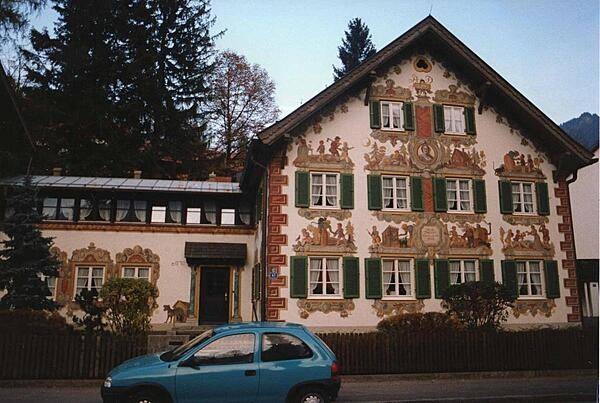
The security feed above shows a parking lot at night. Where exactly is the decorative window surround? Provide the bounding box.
[372,299,425,318]
[65,243,114,308]
[297,299,355,319]
[512,299,556,318]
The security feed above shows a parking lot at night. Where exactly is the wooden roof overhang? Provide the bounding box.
[257,16,594,180]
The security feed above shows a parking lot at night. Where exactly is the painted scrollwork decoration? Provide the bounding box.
[512,299,556,318]
[372,299,425,318]
[297,299,355,319]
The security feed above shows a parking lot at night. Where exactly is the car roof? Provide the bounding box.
[213,322,307,334]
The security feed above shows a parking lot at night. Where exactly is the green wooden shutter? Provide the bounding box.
[415,259,431,299]
[498,180,514,214]
[295,171,310,208]
[536,182,550,216]
[365,258,382,299]
[544,260,560,298]
[464,106,476,134]
[473,179,487,213]
[410,176,424,212]
[433,104,445,133]
[369,100,381,129]
[290,256,308,298]
[367,174,382,210]
[479,259,495,283]
[343,257,360,298]
[433,177,447,212]
[501,260,518,298]
[340,173,354,209]
[434,259,450,299]
[403,102,414,130]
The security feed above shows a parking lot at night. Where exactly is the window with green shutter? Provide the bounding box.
[464,106,476,134]
[410,176,424,211]
[536,182,550,216]
[295,171,310,208]
[369,100,381,129]
[434,259,450,298]
[343,257,360,298]
[290,256,308,298]
[433,104,445,133]
[544,260,560,298]
[479,259,495,283]
[501,260,518,298]
[473,179,487,213]
[403,102,414,130]
[340,173,354,209]
[415,259,431,299]
[433,177,447,212]
[498,180,514,214]
[367,174,382,210]
[365,258,382,299]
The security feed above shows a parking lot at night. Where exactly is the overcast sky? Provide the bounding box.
[32,0,599,124]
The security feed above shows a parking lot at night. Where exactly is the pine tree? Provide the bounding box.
[0,177,60,310]
[332,18,377,81]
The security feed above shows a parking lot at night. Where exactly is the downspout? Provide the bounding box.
[250,153,269,322]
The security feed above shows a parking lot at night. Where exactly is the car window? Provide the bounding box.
[193,333,255,365]
[261,333,313,362]
[161,329,214,362]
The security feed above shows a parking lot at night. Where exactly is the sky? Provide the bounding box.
[30,0,599,125]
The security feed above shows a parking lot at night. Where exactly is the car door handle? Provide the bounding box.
[244,370,256,376]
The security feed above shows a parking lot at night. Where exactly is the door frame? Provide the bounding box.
[191,265,241,324]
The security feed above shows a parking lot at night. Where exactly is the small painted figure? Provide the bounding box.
[462,223,475,248]
[368,226,382,247]
[331,223,346,246]
[316,140,326,160]
[526,154,535,172]
[449,226,465,248]
[539,223,550,247]
[473,223,490,247]
[400,223,414,247]
[295,228,313,246]
[345,222,355,244]
[327,136,341,157]
[340,142,354,163]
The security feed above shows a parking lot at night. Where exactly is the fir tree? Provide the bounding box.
[332,18,377,81]
[0,177,60,310]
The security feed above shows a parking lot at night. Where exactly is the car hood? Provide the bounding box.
[109,353,165,377]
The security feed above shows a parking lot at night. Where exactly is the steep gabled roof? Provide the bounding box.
[258,16,594,176]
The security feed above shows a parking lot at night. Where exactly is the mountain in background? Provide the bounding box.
[560,112,599,151]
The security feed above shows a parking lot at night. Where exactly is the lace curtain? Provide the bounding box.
[311,175,322,206]
[309,259,322,294]
[204,200,216,224]
[325,175,337,207]
[326,259,339,294]
[168,201,182,223]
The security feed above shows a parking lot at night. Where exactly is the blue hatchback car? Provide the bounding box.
[101,322,341,403]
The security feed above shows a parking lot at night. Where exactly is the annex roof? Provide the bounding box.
[184,242,247,265]
[0,175,242,194]
[258,16,594,176]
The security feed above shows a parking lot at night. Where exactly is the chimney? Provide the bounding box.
[133,170,142,179]
[52,167,63,176]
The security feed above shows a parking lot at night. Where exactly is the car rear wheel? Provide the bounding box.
[296,387,330,403]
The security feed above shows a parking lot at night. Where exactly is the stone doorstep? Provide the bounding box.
[0,369,596,388]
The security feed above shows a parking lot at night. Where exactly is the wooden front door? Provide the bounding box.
[199,267,230,324]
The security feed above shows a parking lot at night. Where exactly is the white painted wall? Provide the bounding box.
[571,148,599,260]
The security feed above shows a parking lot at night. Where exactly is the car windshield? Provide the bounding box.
[160,329,214,362]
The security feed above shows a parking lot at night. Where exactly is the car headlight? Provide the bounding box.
[103,376,112,388]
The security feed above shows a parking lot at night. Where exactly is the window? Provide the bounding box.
[42,197,75,220]
[517,261,543,297]
[261,333,313,362]
[151,205,166,223]
[116,200,147,222]
[122,266,150,281]
[40,274,57,299]
[446,178,472,212]
[75,266,104,296]
[382,176,410,210]
[193,333,255,365]
[382,259,413,297]
[221,208,236,225]
[186,207,202,224]
[80,198,111,221]
[309,257,341,297]
[512,182,535,214]
[380,101,404,130]
[449,260,477,285]
[310,173,338,208]
[444,105,465,134]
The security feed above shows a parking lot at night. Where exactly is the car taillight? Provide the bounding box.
[331,361,340,379]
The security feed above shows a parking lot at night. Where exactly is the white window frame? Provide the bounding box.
[308,257,342,298]
[310,172,339,209]
[39,274,57,300]
[449,260,478,285]
[443,105,466,134]
[382,259,414,299]
[382,176,411,211]
[512,181,536,215]
[380,101,404,131]
[151,205,167,223]
[122,266,151,281]
[446,178,473,213]
[74,266,105,296]
[186,207,202,224]
[221,208,236,225]
[516,260,544,298]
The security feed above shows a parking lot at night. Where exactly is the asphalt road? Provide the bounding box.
[0,373,597,402]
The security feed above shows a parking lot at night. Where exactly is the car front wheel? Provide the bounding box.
[129,388,165,403]
[296,387,330,403]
